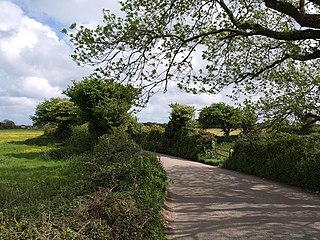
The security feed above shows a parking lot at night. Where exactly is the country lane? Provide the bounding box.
[160,154,320,240]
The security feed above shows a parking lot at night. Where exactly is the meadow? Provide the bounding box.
[0,130,82,239]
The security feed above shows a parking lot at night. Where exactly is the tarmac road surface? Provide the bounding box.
[160,154,320,240]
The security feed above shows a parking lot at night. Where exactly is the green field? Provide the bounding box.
[0,130,81,238]
[205,128,241,136]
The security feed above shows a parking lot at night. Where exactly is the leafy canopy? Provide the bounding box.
[165,103,197,138]
[31,98,78,127]
[198,103,242,136]
[239,101,258,135]
[257,60,320,130]
[66,0,320,99]
[64,78,140,136]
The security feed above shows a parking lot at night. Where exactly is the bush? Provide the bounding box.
[216,135,239,144]
[93,130,141,164]
[73,130,168,239]
[224,133,320,191]
[162,131,215,160]
[68,124,95,150]
[45,124,95,159]
[133,124,165,152]
[136,126,217,162]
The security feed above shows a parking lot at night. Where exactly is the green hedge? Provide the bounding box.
[73,131,169,239]
[162,132,216,160]
[134,125,217,162]
[224,133,320,191]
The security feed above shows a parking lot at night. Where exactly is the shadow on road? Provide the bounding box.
[161,154,320,240]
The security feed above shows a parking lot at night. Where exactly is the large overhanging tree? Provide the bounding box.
[257,60,320,130]
[65,0,320,100]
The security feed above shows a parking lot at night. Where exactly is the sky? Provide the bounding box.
[0,0,229,125]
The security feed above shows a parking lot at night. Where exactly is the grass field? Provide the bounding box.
[205,128,241,136]
[0,129,81,237]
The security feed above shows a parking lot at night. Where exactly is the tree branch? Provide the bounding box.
[292,49,320,60]
[300,0,305,14]
[217,0,320,40]
[237,54,290,83]
[264,0,320,28]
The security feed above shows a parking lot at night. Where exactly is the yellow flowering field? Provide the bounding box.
[0,129,43,143]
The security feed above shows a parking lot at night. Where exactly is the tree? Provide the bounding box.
[165,103,197,138]
[198,103,241,136]
[1,119,16,129]
[64,78,140,137]
[239,101,258,135]
[257,60,320,132]
[31,98,78,135]
[65,0,320,99]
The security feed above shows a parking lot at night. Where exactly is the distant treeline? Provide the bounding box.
[0,119,34,129]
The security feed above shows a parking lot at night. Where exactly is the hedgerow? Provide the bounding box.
[73,131,168,239]
[224,133,320,191]
[134,125,219,164]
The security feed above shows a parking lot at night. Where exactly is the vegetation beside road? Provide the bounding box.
[3,0,320,237]
[1,124,167,238]
[0,130,81,239]
[134,102,320,192]
[224,133,320,192]
[134,104,235,167]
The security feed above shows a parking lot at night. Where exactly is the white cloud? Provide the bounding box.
[20,77,61,99]
[0,1,23,31]
[1,19,39,59]
[0,0,234,125]
[0,1,92,124]
[10,0,122,27]
[0,96,36,108]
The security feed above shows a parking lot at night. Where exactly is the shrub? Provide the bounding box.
[224,133,320,191]
[216,135,239,144]
[73,130,168,239]
[64,78,140,137]
[133,124,165,152]
[68,124,95,150]
[45,124,95,159]
[165,103,197,138]
[136,126,217,162]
